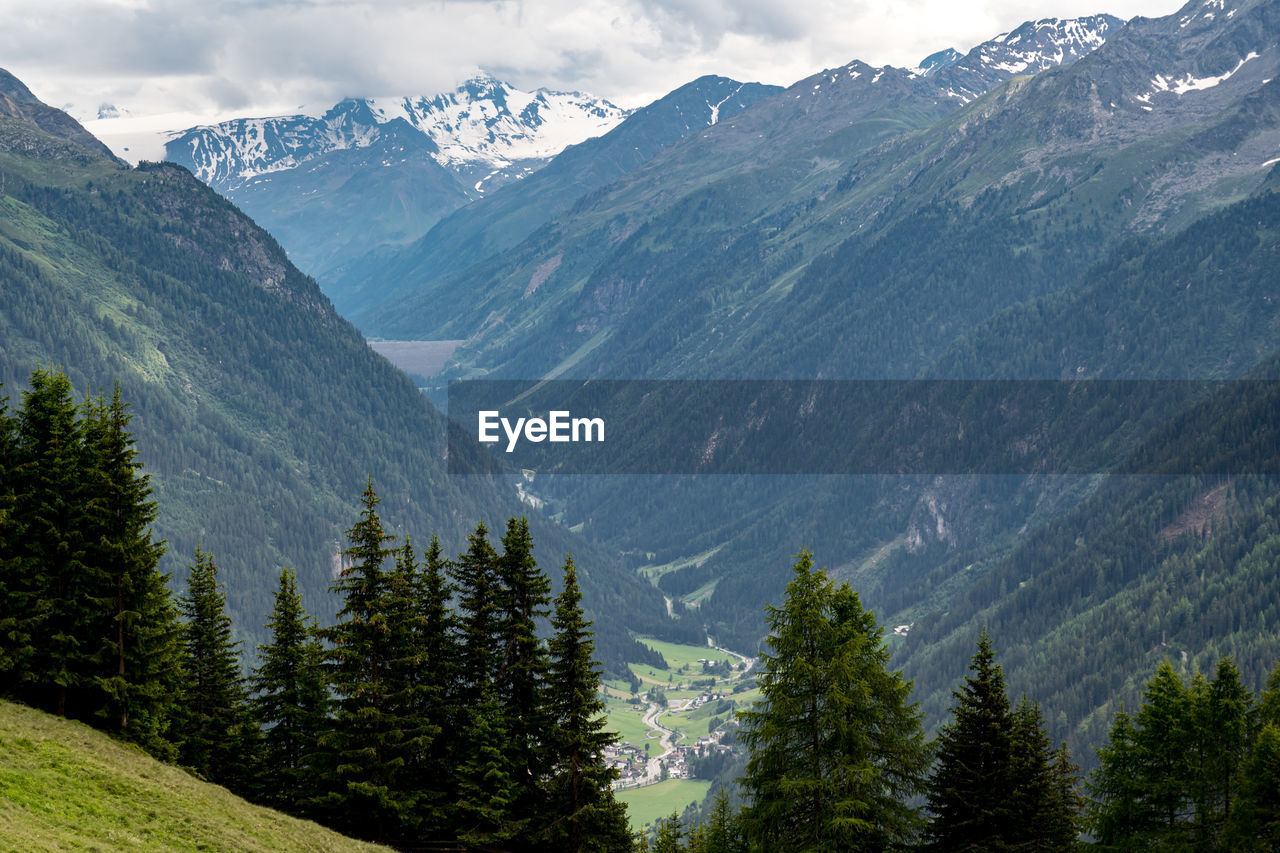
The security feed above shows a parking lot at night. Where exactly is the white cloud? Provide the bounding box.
[2,0,1182,122]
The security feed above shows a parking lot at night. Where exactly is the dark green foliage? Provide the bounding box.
[317,480,419,843]
[250,567,327,813]
[8,368,92,716]
[651,812,685,853]
[412,534,461,837]
[1232,724,1280,850]
[175,546,256,789]
[0,370,179,753]
[925,633,1018,852]
[453,521,501,706]
[739,551,929,851]
[454,681,526,846]
[926,634,1081,851]
[542,554,633,852]
[1088,657,1269,852]
[496,516,553,838]
[80,386,180,752]
[691,787,746,853]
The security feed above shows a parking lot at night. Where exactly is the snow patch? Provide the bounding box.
[1140,52,1259,101]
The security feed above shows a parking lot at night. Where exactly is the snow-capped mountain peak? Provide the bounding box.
[165,73,631,193]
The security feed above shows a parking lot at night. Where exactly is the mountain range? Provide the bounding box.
[331,0,1280,758]
[4,0,1280,788]
[0,69,673,668]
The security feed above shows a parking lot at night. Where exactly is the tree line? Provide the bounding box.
[650,552,1280,852]
[0,368,631,850]
[6,369,1280,851]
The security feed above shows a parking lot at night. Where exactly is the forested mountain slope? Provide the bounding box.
[0,75,670,664]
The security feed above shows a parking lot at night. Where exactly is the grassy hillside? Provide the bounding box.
[0,700,388,852]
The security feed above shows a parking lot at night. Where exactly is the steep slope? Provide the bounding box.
[895,375,1280,765]
[0,699,389,851]
[358,13,1124,344]
[397,0,1280,672]
[366,2,1276,386]
[0,75,671,664]
[337,75,782,320]
[0,68,121,163]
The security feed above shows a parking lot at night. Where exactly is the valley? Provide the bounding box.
[4,0,1280,848]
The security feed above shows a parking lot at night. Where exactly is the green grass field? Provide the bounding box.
[617,779,713,833]
[607,702,658,747]
[0,700,388,852]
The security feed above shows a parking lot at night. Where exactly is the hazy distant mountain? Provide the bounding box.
[157,74,630,280]
[334,74,783,320]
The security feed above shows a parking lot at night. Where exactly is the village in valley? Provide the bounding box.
[603,638,758,832]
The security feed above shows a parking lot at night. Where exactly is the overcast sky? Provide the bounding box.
[6,0,1182,122]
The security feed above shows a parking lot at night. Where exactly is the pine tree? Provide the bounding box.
[455,680,524,846]
[414,534,461,838]
[0,382,22,692]
[496,516,553,839]
[453,522,501,707]
[1199,657,1252,844]
[250,566,328,813]
[385,538,441,826]
[542,554,633,852]
[740,551,929,852]
[175,545,256,789]
[925,632,1017,852]
[5,367,93,716]
[1046,742,1084,850]
[320,479,416,843]
[80,386,179,751]
[1007,697,1080,850]
[652,812,686,853]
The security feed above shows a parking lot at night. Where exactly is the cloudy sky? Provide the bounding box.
[6,0,1181,122]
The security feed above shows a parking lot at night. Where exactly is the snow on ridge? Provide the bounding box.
[1137,52,1260,102]
[171,74,630,185]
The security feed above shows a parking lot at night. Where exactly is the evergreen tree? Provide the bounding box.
[5,367,92,716]
[542,554,633,852]
[925,632,1017,852]
[80,386,179,751]
[693,786,746,853]
[740,551,929,851]
[1046,743,1084,850]
[414,534,461,838]
[1133,660,1193,843]
[385,538,442,826]
[1007,697,1080,850]
[319,479,415,843]
[0,384,14,684]
[175,545,256,789]
[652,812,686,853]
[1089,707,1156,851]
[454,680,525,846]
[453,521,501,707]
[1231,723,1280,850]
[1201,657,1252,842]
[496,516,553,839]
[250,566,328,813]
